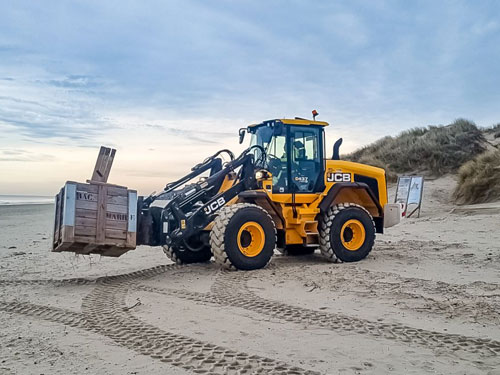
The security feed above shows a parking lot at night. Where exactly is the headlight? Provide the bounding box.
[255,170,268,179]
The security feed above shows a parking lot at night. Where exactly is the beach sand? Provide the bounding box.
[1,176,499,374]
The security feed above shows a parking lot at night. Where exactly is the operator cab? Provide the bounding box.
[244,119,328,194]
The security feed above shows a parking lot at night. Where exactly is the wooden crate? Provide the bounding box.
[52,181,138,257]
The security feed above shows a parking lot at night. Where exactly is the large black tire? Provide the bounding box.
[162,244,212,265]
[211,203,276,270]
[319,203,375,263]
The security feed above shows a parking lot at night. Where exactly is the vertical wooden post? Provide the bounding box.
[96,184,108,244]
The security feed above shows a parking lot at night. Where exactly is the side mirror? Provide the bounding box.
[332,138,343,160]
[238,128,246,144]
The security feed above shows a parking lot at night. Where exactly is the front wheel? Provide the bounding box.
[319,203,375,263]
[163,236,212,265]
[211,203,276,270]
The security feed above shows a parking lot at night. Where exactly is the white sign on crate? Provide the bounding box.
[395,176,424,218]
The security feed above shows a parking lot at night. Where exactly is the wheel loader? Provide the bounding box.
[136,115,400,270]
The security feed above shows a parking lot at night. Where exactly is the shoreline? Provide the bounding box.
[0,202,54,207]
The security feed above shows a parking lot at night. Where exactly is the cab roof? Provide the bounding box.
[248,118,329,128]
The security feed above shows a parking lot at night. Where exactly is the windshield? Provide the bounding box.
[249,124,288,191]
[250,125,273,148]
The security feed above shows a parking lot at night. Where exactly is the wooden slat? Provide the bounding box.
[75,217,97,227]
[102,148,115,182]
[76,183,98,193]
[106,220,127,230]
[73,235,96,244]
[61,225,75,244]
[107,195,127,205]
[75,225,97,237]
[91,147,116,183]
[107,186,128,196]
[75,200,98,211]
[95,184,107,244]
[76,190,98,202]
[73,236,132,247]
[53,190,62,247]
[106,203,128,214]
[76,208,98,219]
[126,232,136,248]
[106,211,128,221]
[105,228,127,240]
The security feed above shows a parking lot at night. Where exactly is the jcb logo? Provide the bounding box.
[327,173,351,182]
[204,197,226,215]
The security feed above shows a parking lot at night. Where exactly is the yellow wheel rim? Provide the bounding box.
[237,221,265,257]
[340,219,366,251]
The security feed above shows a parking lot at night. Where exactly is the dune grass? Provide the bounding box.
[347,119,486,181]
[453,149,500,205]
[486,123,500,138]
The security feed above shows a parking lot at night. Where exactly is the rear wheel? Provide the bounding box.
[319,203,375,262]
[211,203,276,270]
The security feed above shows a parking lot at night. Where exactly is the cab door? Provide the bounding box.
[288,126,325,193]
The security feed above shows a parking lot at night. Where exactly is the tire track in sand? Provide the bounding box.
[211,270,500,358]
[1,264,319,375]
[132,266,500,359]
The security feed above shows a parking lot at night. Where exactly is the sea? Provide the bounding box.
[0,195,54,206]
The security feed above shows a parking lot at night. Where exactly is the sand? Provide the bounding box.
[1,176,499,375]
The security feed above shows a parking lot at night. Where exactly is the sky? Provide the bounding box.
[1,0,499,195]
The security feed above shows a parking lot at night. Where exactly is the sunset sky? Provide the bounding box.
[1,1,499,195]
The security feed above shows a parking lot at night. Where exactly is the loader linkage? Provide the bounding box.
[137,146,264,251]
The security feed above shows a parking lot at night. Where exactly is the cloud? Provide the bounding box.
[42,74,104,89]
[0,148,55,162]
[0,77,114,143]
[1,0,500,194]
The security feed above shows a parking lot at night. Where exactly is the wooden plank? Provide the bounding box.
[107,195,128,205]
[75,225,97,237]
[107,186,128,196]
[61,225,75,244]
[90,147,116,183]
[105,220,127,230]
[73,235,96,244]
[75,208,98,219]
[126,232,137,248]
[102,148,116,182]
[72,236,130,247]
[106,203,128,214]
[53,190,62,247]
[105,228,127,240]
[87,180,127,189]
[62,183,76,226]
[75,199,98,211]
[105,211,128,221]
[91,147,109,182]
[75,217,97,227]
[95,184,108,244]
[76,190,98,202]
[76,183,98,193]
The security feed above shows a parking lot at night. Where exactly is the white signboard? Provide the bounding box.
[408,176,423,205]
[395,177,411,204]
[395,176,424,217]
